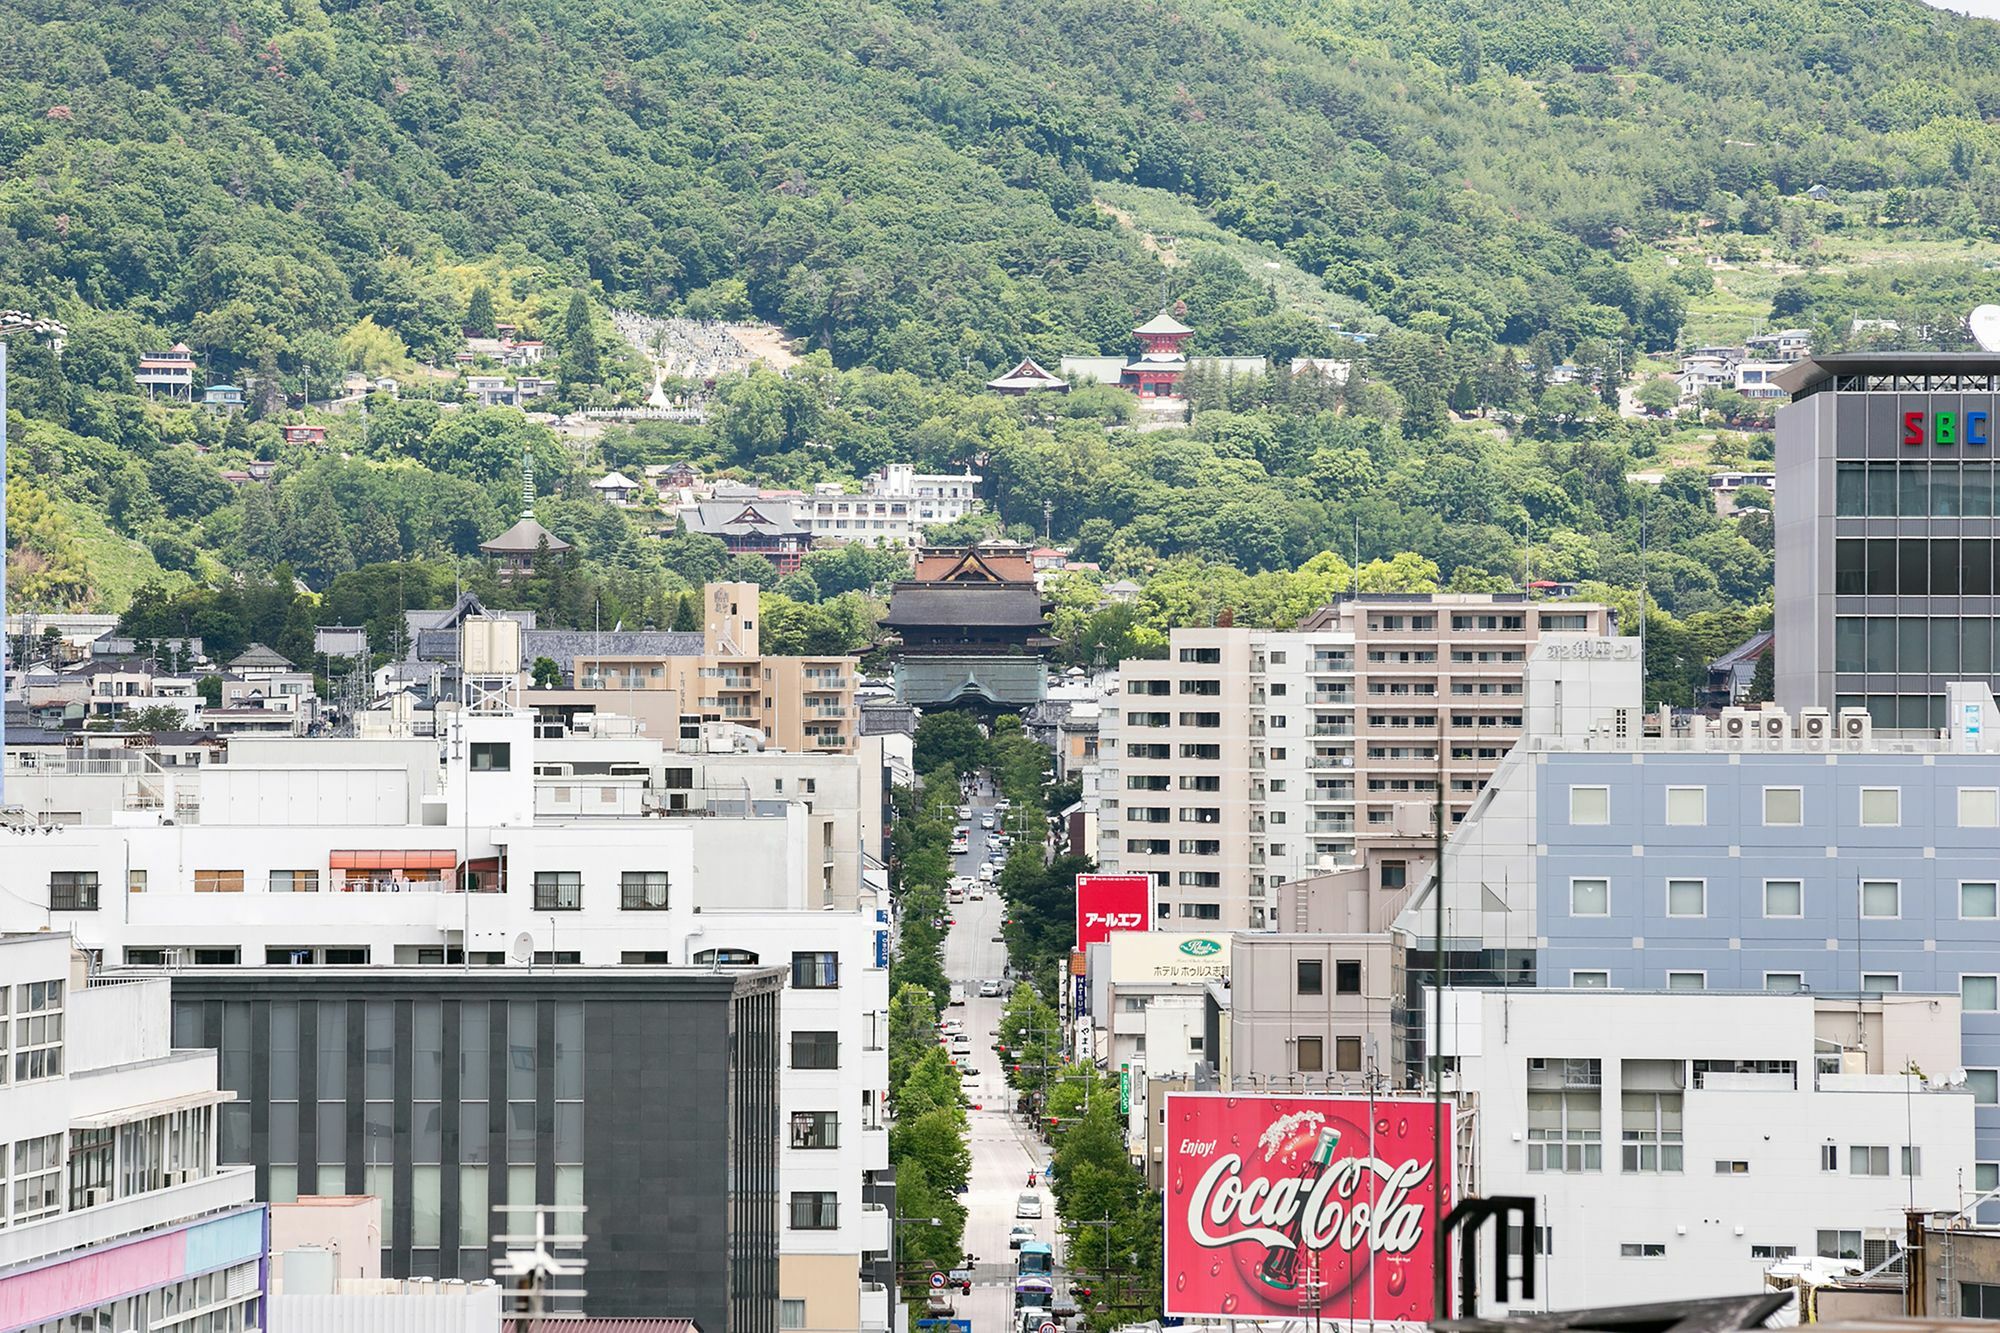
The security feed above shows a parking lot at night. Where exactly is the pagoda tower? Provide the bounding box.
[1122,309,1195,398]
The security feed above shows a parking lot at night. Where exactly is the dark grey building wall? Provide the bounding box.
[169,967,781,1332]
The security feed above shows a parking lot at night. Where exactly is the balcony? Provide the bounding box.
[1309,724,1352,737]
[860,1202,891,1254]
[715,675,757,691]
[804,676,852,691]
[860,1282,891,1332]
[1311,692,1352,706]
[1306,755,1352,769]
[810,735,849,749]
[809,706,850,719]
[1308,819,1354,834]
[0,1167,256,1272]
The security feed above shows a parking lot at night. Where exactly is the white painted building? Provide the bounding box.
[0,711,895,1333]
[0,933,267,1332]
[798,465,983,546]
[1438,986,1975,1314]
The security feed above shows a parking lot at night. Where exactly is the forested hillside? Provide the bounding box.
[3,0,1997,699]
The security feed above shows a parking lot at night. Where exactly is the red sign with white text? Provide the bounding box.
[1163,1092,1451,1323]
[1075,874,1151,949]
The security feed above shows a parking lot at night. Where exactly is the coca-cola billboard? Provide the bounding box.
[1163,1092,1451,1322]
[1075,874,1151,949]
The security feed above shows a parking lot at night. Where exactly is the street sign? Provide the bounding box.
[930,1271,946,1290]
[915,1322,971,1332]
[1039,1321,1058,1333]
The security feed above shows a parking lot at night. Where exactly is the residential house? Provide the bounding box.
[135,344,196,401]
[201,384,245,414]
[466,375,518,408]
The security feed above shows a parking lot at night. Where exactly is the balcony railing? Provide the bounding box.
[0,1167,255,1272]
[1306,756,1352,769]
[1309,724,1352,737]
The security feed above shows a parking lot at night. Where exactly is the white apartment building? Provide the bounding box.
[798,465,982,546]
[0,711,894,1333]
[0,933,267,1333]
[1439,986,1974,1314]
[1093,598,1618,930]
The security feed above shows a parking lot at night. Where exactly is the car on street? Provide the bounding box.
[978,979,1002,998]
[948,984,966,1006]
[970,888,985,901]
[1008,1224,1037,1250]
[977,864,995,882]
[956,805,971,820]
[1015,1192,1043,1219]
[991,932,1005,942]
[980,814,995,829]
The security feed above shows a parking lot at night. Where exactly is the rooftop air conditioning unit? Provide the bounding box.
[1720,708,1750,744]
[1759,706,1790,741]
[1799,707,1831,739]
[1839,708,1873,745]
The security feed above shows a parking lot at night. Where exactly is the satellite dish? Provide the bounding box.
[510,932,535,963]
[1972,305,2000,353]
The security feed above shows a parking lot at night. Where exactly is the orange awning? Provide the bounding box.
[329,850,458,871]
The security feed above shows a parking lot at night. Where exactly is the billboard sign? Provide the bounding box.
[1075,874,1151,949]
[1162,1092,1451,1323]
[1108,931,1232,984]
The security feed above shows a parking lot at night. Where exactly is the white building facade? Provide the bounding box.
[0,933,266,1333]
[1440,986,1975,1313]
[798,466,982,546]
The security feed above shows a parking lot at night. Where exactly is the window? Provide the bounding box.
[1570,878,1609,916]
[1818,1230,1862,1260]
[1297,960,1323,996]
[128,869,147,894]
[470,742,511,772]
[1178,647,1221,664]
[792,1031,838,1069]
[1964,1283,2000,1319]
[1860,787,1901,826]
[1849,1145,1890,1177]
[1620,1243,1666,1258]
[194,870,244,893]
[789,1111,839,1149]
[694,948,759,966]
[1862,973,1901,994]
[620,871,669,911]
[1665,786,1706,826]
[49,871,98,911]
[1570,786,1609,825]
[789,1191,838,1229]
[534,871,582,911]
[12,1133,62,1221]
[1764,787,1803,826]
[1621,1091,1684,1173]
[1335,960,1362,994]
[1967,977,1999,1012]
[1527,1080,1602,1173]
[792,952,839,989]
[1966,882,1999,919]
[1764,880,1803,918]
[1751,1244,1798,1261]
[1714,1159,1749,1174]
[1667,879,1705,917]
[1296,1037,1324,1072]
[1335,1037,1363,1072]
[1962,789,2000,828]
[1572,971,1610,988]
[268,870,319,893]
[1380,861,1407,890]
[1667,972,1706,992]
[781,1299,806,1330]
[1821,1144,1839,1172]
[1903,1146,1923,1176]
[1861,880,1900,919]
[1970,1069,1999,1105]
[1180,903,1221,920]
[1981,1163,1999,1193]
[1767,973,1805,993]
[14,979,64,1081]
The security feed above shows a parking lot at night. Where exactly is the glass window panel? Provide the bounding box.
[1965,882,1999,918]
[220,1103,250,1163]
[508,1002,537,1102]
[460,1002,490,1102]
[413,1103,443,1164]
[1899,620,1929,674]
[555,1165,583,1227]
[555,1103,583,1164]
[1861,789,1901,826]
[1764,881,1803,917]
[1969,541,1995,596]
[365,1164,393,1230]
[460,1168,489,1247]
[1899,540,1929,596]
[1571,879,1609,916]
[411,1166,441,1247]
[316,1002,347,1102]
[1968,463,1995,518]
[1866,618,1898,672]
[1665,787,1706,826]
[507,1102,537,1164]
[509,1165,536,1212]
[270,1002,298,1102]
[414,1001,443,1101]
[364,1002,393,1101]
[1764,788,1803,826]
[1835,617,1865,670]
[1934,465,1961,517]
[1965,977,1998,1012]
[1968,621,1994,678]
[268,1165,298,1205]
[317,1102,347,1167]
[554,1002,584,1101]
[1970,1070,1999,1105]
[1861,880,1900,917]
[269,1103,298,1164]
[1963,789,2000,828]
[1667,879,1705,917]
[1868,463,1899,516]
[1836,463,1867,516]
[1901,466,1929,519]
[1835,541,1866,596]
[460,1103,491,1164]
[1934,540,1962,597]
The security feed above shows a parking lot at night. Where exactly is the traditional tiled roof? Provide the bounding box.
[227,642,296,671]
[480,516,573,555]
[1133,310,1194,336]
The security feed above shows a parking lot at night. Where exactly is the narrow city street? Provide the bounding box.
[939,780,1063,1333]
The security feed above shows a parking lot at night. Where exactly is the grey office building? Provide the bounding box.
[1776,351,2000,724]
[167,966,782,1332]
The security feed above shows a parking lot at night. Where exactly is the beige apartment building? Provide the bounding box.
[569,582,859,752]
[1095,593,1613,929]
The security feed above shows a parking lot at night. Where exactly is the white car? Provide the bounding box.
[977,864,995,883]
[1008,1225,1037,1250]
[969,888,985,901]
[956,806,971,820]
[1015,1193,1043,1219]
[978,979,1002,998]
[980,815,995,830]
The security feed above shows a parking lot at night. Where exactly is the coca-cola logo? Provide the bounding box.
[1186,1152,1433,1255]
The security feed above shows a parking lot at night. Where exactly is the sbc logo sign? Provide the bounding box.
[1905,410,1991,447]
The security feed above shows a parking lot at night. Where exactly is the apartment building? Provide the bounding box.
[798,465,983,546]
[0,933,267,1333]
[573,581,857,753]
[0,710,895,1332]
[1218,927,1409,1089]
[1439,986,1973,1311]
[1093,595,1615,929]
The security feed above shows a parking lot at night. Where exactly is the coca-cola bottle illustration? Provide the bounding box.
[1257,1125,1341,1291]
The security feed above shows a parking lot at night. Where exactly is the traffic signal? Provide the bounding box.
[1076,1285,1094,1302]
[1047,1116,1061,1128]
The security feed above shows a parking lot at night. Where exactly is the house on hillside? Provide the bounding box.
[467,375,519,408]
[136,344,196,401]
[280,424,327,447]
[592,472,640,506]
[201,384,245,414]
